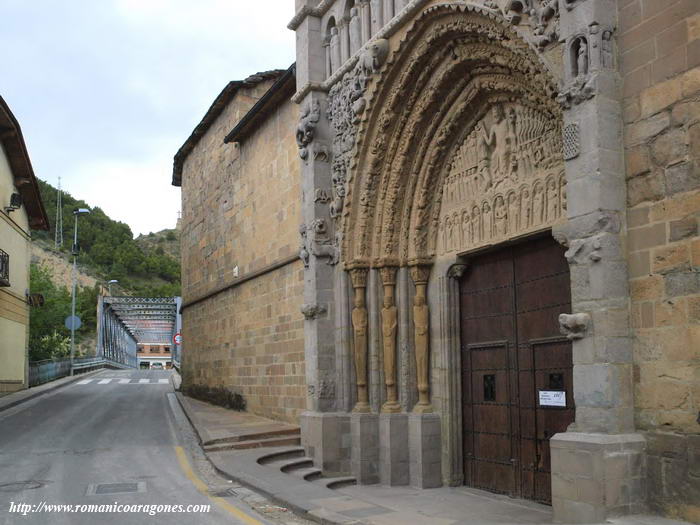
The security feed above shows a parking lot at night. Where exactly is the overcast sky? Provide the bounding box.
[1,0,296,236]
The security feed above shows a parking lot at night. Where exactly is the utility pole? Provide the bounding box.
[55,177,63,249]
[70,208,90,376]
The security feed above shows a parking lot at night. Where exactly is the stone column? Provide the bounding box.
[379,266,400,413]
[349,7,362,56]
[360,0,371,46]
[294,7,350,474]
[410,264,433,413]
[370,0,383,37]
[382,0,394,26]
[551,1,645,522]
[339,19,350,65]
[350,267,370,413]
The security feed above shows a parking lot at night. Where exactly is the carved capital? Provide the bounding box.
[379,266,398,286]
[409,264,431,285]
[559,312,591,340]
[349,267,369,288]
[447,264,468,280]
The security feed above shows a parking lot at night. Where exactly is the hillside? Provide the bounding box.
[33,178,181,296]
[135,228,180,262]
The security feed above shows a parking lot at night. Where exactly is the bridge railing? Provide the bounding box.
[28,356,106,387]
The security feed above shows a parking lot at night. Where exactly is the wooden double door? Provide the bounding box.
[460,235,575,504]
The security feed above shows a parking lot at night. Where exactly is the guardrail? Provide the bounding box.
[28,357,135,386]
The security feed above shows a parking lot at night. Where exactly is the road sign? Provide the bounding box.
[65,315,82,330]
[173,332,182,345]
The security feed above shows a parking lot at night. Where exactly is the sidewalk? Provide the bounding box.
[175,394,690,525]
[0,368,103,413]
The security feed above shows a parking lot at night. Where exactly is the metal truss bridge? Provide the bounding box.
[96,296,181,368]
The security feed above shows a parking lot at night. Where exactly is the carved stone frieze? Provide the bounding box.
[327,39,390,224]
[296,100,321,160]
[559,312,591,340]
[502,0,559,49]
[439,103,565,255]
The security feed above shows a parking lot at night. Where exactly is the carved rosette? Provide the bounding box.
[379,266,400,413]
[409,264,433,413]
[349,267,370,413]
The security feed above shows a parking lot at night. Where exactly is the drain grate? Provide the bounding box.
[0,481,47,492]
[86,482,146,496]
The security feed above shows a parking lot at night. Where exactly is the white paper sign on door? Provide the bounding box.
[539,390,566,407]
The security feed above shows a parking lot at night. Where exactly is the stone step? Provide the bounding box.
[289,467,323,481]
[278,457,314,473]
[256,446,306,465]
[204,435,301,452]
[322,476,357,490]
[204,426,300,447]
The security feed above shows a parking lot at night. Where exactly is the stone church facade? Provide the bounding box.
[174,67,308,423]
[289,0,699,523]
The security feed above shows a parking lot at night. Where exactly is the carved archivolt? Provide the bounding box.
[335,3,563,268]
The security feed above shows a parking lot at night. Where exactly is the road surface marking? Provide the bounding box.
[76,380,93,385]
[173,446,264,525]
[118,379,131,384]
[97,379,111,384]
[138,379,150,384]
[158,379,169,384]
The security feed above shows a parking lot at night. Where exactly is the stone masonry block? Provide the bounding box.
[551,433,646,523]
[409,413,442,489]
[351,412,379,484]
[379,413,409,486]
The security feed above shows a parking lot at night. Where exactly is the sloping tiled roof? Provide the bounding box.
[171,69,286,187]
[224,64,296,145]
[0,96,49,231]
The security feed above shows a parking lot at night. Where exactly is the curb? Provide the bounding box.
[172,392,360,525]
[0,368,104,414]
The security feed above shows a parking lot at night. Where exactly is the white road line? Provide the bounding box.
[97,379,111,384]
[118,379,131,384]
[158,379,169,384]
[76,379,93,385]
[138,379,149,384]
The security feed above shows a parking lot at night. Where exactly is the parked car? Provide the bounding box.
[150,363,164,370]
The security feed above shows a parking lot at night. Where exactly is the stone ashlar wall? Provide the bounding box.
[620,0,700,521]
[180,81,306,423]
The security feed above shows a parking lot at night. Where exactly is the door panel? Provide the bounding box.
[460,235,574,505]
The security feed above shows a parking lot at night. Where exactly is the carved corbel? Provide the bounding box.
[565,236,603,264]
[349,267,370,413]
[379,266,401,413]
[409,264,433,414]
[559,312,591,340]
[447,264,468,280]
[300,303,327,320]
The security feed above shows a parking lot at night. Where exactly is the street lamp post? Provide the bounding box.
[70,208,90,376]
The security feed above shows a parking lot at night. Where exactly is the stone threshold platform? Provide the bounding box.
[175,394,690,525]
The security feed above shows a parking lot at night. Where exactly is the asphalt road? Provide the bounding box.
[0,369,272,525]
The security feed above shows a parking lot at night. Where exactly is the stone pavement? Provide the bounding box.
[176,394,691,525]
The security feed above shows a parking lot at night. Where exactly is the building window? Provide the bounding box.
[0,249,9,287]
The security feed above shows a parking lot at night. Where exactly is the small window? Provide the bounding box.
[483,374,496,401]
[549,373,564,390]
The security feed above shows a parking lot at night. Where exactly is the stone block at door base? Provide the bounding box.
[551,432,646,524]
[379,413,409,486]
[351,412,379,484]
[409,413,442,489]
